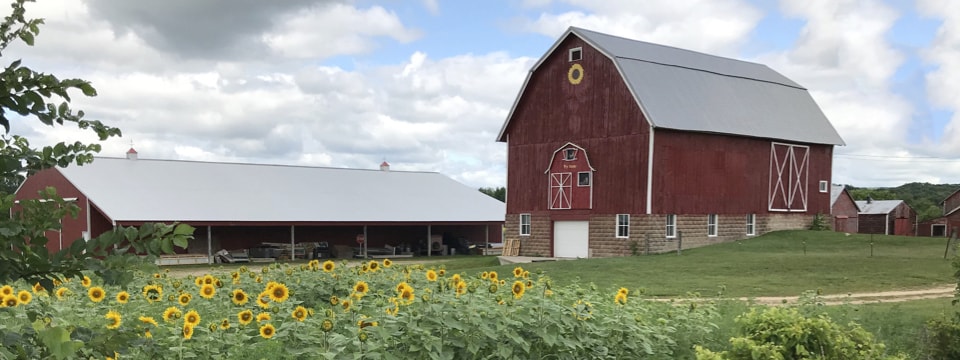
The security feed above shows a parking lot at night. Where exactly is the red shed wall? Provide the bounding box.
[651,130,833,215]
[14,168,93,252]
[947,212,960,238]
[943,190,960,216]
[832,190,859,233]
[504,34,649,215]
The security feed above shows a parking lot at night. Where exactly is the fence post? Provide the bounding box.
[644,233,650,255]
[945,228,958,260]
[676,230,682,255]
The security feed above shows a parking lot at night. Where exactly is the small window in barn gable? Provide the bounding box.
[578,172,591,186]
[707,214,718,237]
[746,214,756,236]
[569,47,582,62]
[520,214,531,236]
[819,181,829,193]
[665,214,676,238]
[616,214,629,238]
[563,148,577,161]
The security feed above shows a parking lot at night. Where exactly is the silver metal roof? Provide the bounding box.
[57,157,505,223]
[855,200,904,215]
[498,27,845,146]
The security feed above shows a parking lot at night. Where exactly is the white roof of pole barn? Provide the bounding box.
[57,157,505,223]
[499,27,845,146]
[855,200,904,215]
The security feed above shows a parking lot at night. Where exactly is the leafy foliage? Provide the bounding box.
[0,0,191,288]
[923,243,960,358]
[478,186,505,202]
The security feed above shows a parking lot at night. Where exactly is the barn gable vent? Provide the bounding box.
[569,47,582,62]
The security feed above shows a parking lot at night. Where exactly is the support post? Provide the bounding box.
[290,225,295,261]
[485,224,489,255]
[207,226,213,264]
[363,225,368,258]
[427,225,433,257]
[676,230,682,255]
[945,228,958,259]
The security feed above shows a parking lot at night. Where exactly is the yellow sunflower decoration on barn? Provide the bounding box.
[568,63,584,85]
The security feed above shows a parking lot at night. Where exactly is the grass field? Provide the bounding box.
[436,230,955,297]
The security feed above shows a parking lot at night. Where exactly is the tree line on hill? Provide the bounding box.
[846,182,960,222]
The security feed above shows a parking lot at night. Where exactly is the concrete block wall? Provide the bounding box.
[505,212,816,258]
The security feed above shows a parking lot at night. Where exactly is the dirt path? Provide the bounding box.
[742,285,956,306]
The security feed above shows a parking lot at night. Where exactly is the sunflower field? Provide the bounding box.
[0,259,724,359]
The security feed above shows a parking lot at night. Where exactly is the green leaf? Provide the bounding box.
[78,82,97,97]
[161,238,174,254]
[18,31,34,46]
[37,326,84,360]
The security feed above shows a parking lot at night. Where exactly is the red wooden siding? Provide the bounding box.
[944,190,960,215]
[14,168,93,252]
[831,189,859,233]
[859,202,916,235]
[651,130,833,215]
[505,35,649,215]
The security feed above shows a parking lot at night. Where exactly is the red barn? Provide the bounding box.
[855,199,916,236]
[938,189,960,237]
[497,27,844,257]
[830,184,860,233]
[15,154,504,261]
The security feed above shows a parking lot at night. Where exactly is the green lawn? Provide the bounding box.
[428,230,955,298]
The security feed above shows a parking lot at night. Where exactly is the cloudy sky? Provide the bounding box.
[6,0,960,188]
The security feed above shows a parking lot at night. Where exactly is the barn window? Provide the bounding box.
[819,181,829,193]
[746,214,756,236]
[564,148,577,161]
[569,47,582,62]
[578,172,591,186]
[520,214,531,236]
[616,214,629,238]
[707,214,718,237]
[665,214,676,238]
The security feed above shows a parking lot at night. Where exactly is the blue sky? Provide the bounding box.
[8,0,960,188]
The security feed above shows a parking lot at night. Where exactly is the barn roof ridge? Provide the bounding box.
[89,156,440,175]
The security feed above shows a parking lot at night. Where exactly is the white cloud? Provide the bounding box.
[522,0,763,56]
[918,0,960,154]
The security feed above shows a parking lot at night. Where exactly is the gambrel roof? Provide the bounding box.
[56,157,505,223]
[498,27,845,146]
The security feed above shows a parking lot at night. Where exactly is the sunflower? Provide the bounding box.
[480,271,489,280]
[395,282,411,294]
[162,307,182,322]
[321,319,334,332]
[81,276,92,288]
[455,281,467,297]
[202,275,215,285]
[259,323,276,339]
[215,279,224,288]
[256,292,270,309]
[0,285,13,297]
[229,289,248,306]
[144,330,153,338]
[292,306,308,322]
[513,266,524,278]
[488,271,498,282]
[341,299,352,312]
[183,310,201,327]
[55,287,69,300]
[451,273,462,284]
[368,260,380,272]
[383,259,392,268]
[116,291,130,304]
[182,324,194,340]
[32,282,45,293]
[489,284,499,294]
[615,292,627,305]
[17,290,31,305]
[617,287,629,296]
[2,295,18,307]
[236,310,254,325]
[511,281,525,299]
[199,284,216,299]
[425,270,438,282]
[329,295,340,306]
[353,281,369,295]
[139,316,158,327]
[322,260,336,272]
[572,299,593,321]
[267,283,289,303]
[194,277,203,287]
[178,293,192,306]
[88,287,106,303]
[142,285,162,303]
[256,312,271,323]
[399,287,415,305]
[219,319,230,330]
[102,310,122,329]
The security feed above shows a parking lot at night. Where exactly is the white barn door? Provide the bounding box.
[554,221,589,258]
